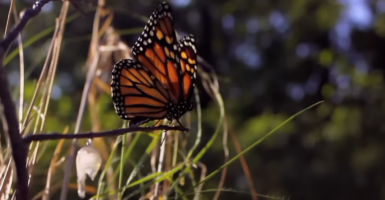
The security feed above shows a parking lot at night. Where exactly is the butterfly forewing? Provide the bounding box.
[131,2,181,103]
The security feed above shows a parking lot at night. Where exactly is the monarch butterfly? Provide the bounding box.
[111,2,197,129]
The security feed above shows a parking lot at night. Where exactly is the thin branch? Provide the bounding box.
[0,0,53,197]
[23,126,188,144]
[60,0,101,196]
[0,0,52,51]
[193,162,207,200]
[0,1,84,199]
[0,50,28,199]
[213,113,229,200]
[228,116,258,200]
[4,0,16,37]
[1,0,88,51]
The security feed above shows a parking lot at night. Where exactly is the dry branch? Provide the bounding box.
[23,126,188,144]
[0,1,66,199]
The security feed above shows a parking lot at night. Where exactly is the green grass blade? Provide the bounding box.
[4,12,82,65]
[194,100,324,188]
[118,133,127,199]
[96,136,121,200]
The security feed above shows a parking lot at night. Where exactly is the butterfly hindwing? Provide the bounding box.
[177,34,197,102]
[111,59,171,126]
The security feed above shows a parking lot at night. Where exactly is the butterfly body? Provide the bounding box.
[111,2,197,128]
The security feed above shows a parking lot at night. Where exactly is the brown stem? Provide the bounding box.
[0,0,52,50]
[0,1,55,199]
[23,126,188,144]
[0,50,28,199]
[0,1,76,199]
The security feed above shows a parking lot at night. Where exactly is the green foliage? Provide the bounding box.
[240,112,296,148]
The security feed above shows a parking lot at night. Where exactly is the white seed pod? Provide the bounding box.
[76,144,102,198]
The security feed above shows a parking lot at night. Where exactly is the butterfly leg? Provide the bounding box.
[129,117,151,128]
[142,119,163,130]
[152,119,162,127]
[175,119,189,132]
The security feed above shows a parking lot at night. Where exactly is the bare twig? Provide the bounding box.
[60,50,99,200]
[0,1,77,199]
[23,126,188,144]
[0,0,52,51]
[0,49,28,200]
[21,25,56,132]
[43,127,68,200]
[60,0,103,197]
[228,116,258,200]
[4,0,16,37]
[0,160,13,199]
[213,121,229,200]
[151,141,159,173]
[193,162,207,200]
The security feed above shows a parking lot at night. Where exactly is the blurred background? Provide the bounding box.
[1,0,385,200]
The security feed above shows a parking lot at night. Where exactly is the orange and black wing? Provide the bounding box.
[131,2,181,103]
[111,59,172,126]
[177,34,197,102]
